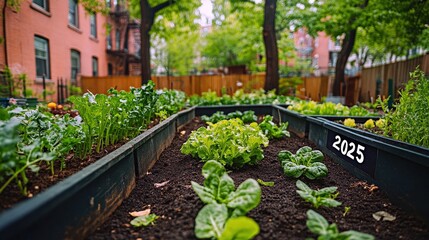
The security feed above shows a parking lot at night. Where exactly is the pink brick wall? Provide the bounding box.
[2,1,110,101]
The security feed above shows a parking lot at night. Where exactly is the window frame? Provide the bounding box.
[34,35,51,79]
[70,49,81,83]
[92,57,99,77]
[68,0,79,28]
[32,0,49,11]
[90,14,97,38]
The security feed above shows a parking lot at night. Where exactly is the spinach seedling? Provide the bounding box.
[296,180,341,209]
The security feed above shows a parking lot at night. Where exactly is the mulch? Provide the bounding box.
[88,117,429,240]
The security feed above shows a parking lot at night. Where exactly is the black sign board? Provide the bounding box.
[327,129,377,177]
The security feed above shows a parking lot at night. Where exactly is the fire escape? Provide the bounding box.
[107,3,141,75]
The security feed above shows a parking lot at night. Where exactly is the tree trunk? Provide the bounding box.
[140,0,154,85]
[333,29,357,96]
[263,0,279,92]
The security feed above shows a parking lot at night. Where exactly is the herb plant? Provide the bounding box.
[296,180,341,209]
[278,146,328,179]
[258,115,290,139]
[306,209,374,240]
[191,160,261,217]
[381,68,429,148]
[181,119,269,168]
[288,101,378,116]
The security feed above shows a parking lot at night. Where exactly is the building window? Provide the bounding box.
[108,63,113,75]
[33,0,48,11]
[71,50,81,82]
[107,34,112,50]
[106,0,111,8]
[69,0,79,27]
[115,29,121,50]
[90,14,97,38]
[34,36,50,79]
[92,57,98,76]
[329,51,338,67]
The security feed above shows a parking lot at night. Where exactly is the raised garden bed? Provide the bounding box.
[0,108,195,240]
[88,115,429,239]
[307,116,429,224]
[1,105,428,239]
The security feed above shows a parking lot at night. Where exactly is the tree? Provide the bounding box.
[202,1,264,72]
[285,0,428,96]
[129,0,200,84]
[262,0,279,92]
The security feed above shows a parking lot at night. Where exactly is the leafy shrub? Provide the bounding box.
[181,119,269,168]
[382,68,429,148]
[278,146,328,179]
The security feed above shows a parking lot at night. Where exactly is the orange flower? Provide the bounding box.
[47,102,57,109]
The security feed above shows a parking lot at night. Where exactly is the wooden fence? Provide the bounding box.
[359,53,429,102]
[80,74,329,101]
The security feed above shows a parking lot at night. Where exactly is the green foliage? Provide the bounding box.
[130,214,159,228]
[70,81,158,157]
[188,89,301,106]
[382,68,429,148]
[192,160,261,217]
[258,115,290,139]
[155,89,186,120]
[193,161,260,240]
[287,101,378,116]
[296,180,341,209]
[201,110,257,124]
[0,115,56,195]
[194,203,260,240]
[306,209,374,240]
[257,179,274,187]
[181,119,269,168]
[202,1,264,71]
[278,146,328,179]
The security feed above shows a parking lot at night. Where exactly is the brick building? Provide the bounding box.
[0,0,140,101]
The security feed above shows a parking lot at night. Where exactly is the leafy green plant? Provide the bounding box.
[181,119,269,168]
[381,68,429,148]
[130,214,159,227]
[155,89,186,120]
[257,178,274,187]
[194,203,260,240]
[288,101,378,116]
[258,115,290,139]
[296,180,341,209]
[191,160,261,217]
[306,209,374,240]
[278,146,328,179]
[201,110,257,124]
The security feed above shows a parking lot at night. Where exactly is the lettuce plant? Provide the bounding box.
[296,180,341,209]
[181,119,269,168]
[258,115,290,139]
[195,203,259,240]
[278,146,328,179]
[306,209,374,240]
[193,161,261,239]
[191,160,261,217]
[201,110,257,124]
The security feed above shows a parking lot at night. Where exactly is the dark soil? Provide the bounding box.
[88,118,429,240]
